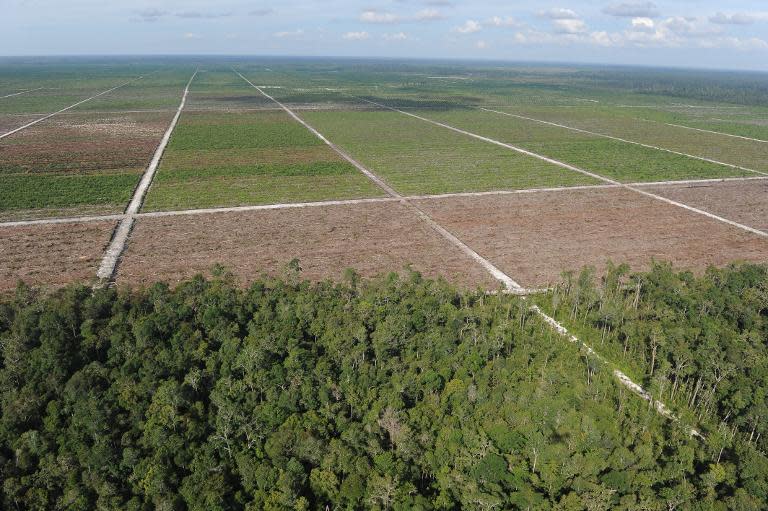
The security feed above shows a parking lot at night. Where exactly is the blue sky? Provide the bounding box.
[4,1,768,71]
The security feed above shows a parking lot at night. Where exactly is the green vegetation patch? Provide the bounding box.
[169,111,322,150]
[301,109,600,195]
[0,93,94,115]
[143,161,384,210]
[161,146,341,168]
[0,269,765,509]
[157,161,359,180]
[0,171,139,212]
[147,108,384,209]
[424,109,750,182]
[537,262,768,457]
[494,105,768,174]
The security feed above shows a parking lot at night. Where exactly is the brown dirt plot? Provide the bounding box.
[0,221,117,293]
[640,180,768,232]
[0,112,172,173]
[116,202,499,289]
[0,115,39,134]
[413,188,768,288]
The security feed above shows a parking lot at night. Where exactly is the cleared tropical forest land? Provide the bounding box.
[1,58,766,292]
[0,57,767,510]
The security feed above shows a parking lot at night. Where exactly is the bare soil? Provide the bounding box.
[0,112,172,173]
[0,221,117,293]
[640,180,768,232]
[0,115,39,134]
[116,202,499,289]
[414,188,768,288]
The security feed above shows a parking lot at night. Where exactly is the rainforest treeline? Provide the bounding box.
[1,264,767,510]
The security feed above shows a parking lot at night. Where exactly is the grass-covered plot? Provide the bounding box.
[0,111,173,220]
[185,70,275,111]
[301,109,600,195]
[143,110,383,210]
[420,109,750,183]
[492,105,768,173]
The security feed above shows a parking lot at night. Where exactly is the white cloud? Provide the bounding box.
[358,8,443,24]
[383,32,410,41]
[343,31,370,41]
[709,12,768,25]
[589,31,620,47]
[182,32,201,39]
[603,2,659,18]
[360,10,399,24]
[553,19,587,34]
[274,29,304,38]
[504,12,768,53]
[176,11,232,19]
[476,40,488,49]
[539,8,579,20]
[414,9,444,21]
[631,17,655,32]
[689,34,768,50]
[249,9,273,17]
[455,20,482,34]
[662,16,721,37]
[486,16,521,28]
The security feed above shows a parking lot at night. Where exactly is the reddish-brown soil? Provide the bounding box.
[414,188,768,288]
[0,112,172,173]
[0,115,39,134]
[116,202,499,289]
[640,180,768,232]
[0,221,117,293]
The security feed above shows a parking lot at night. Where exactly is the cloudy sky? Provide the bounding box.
[4,0,768,71]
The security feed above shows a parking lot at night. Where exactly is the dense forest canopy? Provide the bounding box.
[1,265,767,510]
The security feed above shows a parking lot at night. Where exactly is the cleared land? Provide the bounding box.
[0,111,173,219]
[1,60,767,295]
[414,188,768,288]
[640,180,768,233]
[0,114,39,134]
[0,220,117,292]
[117,202,499,289]
[143,110,384,210]
[300,109,600,195]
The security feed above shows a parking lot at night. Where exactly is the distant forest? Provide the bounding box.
[1,264,767,510]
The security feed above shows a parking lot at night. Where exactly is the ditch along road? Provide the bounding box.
[0,75,156,140]
[95,69,199,283]
[238,69,704,438]
[349,94,768,240]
